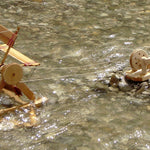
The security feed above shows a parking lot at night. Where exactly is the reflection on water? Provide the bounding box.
[0,0,150,149]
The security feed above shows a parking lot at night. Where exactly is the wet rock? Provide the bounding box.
[124,14,132,19]
[109,74,120,87]
[32,0,43,2]
[118,77,132,92]
[118,82,132,92]
[135,82,148,95]
[32,27,40,32]
[38,23,48,26]
[100,13,108,17]
[17,8,22,13]
[147,106,150,111]
[93,82,108,93]
[112,2,119,6]
[0,98,14,108]
[108,86,119,92]
[142,91,150,95]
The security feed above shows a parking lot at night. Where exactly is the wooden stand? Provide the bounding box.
[126,50,150,81]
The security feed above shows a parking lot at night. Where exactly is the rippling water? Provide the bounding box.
[0,0,150,150]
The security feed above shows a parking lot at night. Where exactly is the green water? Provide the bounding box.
[0,0,150,149]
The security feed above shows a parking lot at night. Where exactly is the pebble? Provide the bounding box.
[108,86,119,92]
[119,82,132,92]
[142,91,150,95]
[109,74,120,87]
[93,82,108,93]
[124,15,132,19]
[100,13,109,17]
[38,23,48,26]
[147,106,150,111]
[32,28,40,32]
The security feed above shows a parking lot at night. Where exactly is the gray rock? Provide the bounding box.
[0,98,14,107]
[119,82,132,92]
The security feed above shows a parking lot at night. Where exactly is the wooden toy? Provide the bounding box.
[0,24,47,127]
[126,49,150,81]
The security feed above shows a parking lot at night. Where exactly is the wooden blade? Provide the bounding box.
[2,88,26,104]
[0,24,17,44]
[16,82,35,100]
[0,44,40,66]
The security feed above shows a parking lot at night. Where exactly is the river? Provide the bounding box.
[0,0,150,150]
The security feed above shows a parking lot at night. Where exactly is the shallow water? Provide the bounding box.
[0,0,150,150]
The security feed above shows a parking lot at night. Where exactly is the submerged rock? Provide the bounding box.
[0,97,14,108]
[109,74,120,87]
[135,82,148,95]
[92,82,109,93]
[118,77,133,92]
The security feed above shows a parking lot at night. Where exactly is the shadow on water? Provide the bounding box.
[0,0,150,149]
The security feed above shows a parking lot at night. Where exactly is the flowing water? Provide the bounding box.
[0,0,150,150]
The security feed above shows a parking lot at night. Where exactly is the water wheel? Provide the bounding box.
[1,63,23,85]
[130,50,148,71]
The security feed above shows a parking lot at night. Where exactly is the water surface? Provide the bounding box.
[0,0,150,150]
